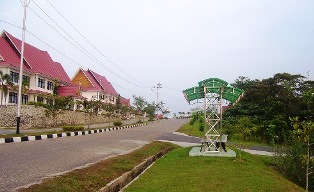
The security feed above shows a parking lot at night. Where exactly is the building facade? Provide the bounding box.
[71,68,118,104]
[0,30,72,106]
[0,30,130,109]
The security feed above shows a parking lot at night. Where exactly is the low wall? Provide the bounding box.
[0,105,113,129]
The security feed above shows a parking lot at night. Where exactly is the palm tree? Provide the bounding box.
[0,71,13,105]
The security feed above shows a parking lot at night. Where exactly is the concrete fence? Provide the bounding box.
[0,105,114,129]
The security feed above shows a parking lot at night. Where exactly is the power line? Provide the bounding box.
[31,1,90,58]
[45,0,151,89]
[162,85,182,92]
[28,4,142,88]
[111,82,153,96]
[0,19,87,70]
[0,19,148,95]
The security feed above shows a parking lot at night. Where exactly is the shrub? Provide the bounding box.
[113,121,123,126]
[62,125,84,132]
[275,144,314,191]
[136,120,143,123]
[28,101,47,107]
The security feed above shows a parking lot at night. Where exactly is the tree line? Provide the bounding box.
[224,73,314,145]
[224,72,314,191]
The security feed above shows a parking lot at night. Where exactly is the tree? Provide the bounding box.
[133,95,147,122]
[102,103,115,117]
[144,102,157,120]
[83,99,104,129]
[290,117,314,192]
[0,71,13,105]
[120,105,132,119]
[224,73,314,145]
[132,95,146,112]
[21,78,29,94]
[231,76,255,91]
[52,78,59,95]
[161,108,171,118]
[44,96,73,127]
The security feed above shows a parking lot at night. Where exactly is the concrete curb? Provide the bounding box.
[98,148,170,192]
[0,123,147,144]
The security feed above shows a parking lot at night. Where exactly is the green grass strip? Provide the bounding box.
[177,120,208,138]
[0,123,137,138]
[17,141,178,192]
[124,147,304,192]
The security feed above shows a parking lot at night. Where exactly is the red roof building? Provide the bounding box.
[0,30,130,110]
[0,30,72,106]
[71,68,118,105]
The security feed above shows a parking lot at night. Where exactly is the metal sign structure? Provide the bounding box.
[183,78,244,153]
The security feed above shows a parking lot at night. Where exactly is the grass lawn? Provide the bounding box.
[177,120,208,138]
[124,147,304,192]
[0,131,59,138]
[0,123,137,138]
[177,121,272,149]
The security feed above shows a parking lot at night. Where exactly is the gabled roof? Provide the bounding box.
[88,70,118,95]
[73,68,118,95]
[0,30,72,85]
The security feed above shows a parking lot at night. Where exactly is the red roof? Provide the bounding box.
[57,85,82,97]
[0,30,72,85]
[89,70,118,95]
[120,97,130,106]
[76,68,118,95]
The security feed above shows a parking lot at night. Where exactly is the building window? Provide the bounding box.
[47,81,53,90]
[22,75,30,84]
[9,92,18,104]
[38,78,45,89]
[10,71,19,83]
[37,96,43,103]
[22,94,28,104]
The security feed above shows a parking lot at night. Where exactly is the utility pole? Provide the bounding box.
[152,83,162,114]
[17,0,30,134]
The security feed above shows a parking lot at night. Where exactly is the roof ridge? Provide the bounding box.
[3,31,33,69]
[80,68,95,87]
[88,69,105,91]
[1,30,72,84]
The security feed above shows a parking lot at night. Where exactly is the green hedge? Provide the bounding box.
[62,125,84,132]
[113,121,123,126]
[28,101,47,107]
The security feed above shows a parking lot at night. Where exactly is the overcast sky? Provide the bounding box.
[0,0,313,115]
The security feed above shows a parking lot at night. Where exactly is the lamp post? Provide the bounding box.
[16,0,30,134]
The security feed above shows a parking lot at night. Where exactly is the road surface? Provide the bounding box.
[0,119,189,192]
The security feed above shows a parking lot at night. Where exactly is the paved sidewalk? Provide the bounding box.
[241,149,276,156]
[158,132,276,156]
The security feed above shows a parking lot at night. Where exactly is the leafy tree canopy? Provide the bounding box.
[224,73,314,145]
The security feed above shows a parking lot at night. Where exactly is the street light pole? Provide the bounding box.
[16,0,30,134]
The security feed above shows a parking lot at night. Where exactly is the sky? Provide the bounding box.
[0,0,313,115]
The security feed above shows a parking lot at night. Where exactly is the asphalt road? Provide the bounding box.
[0,119,189,192]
